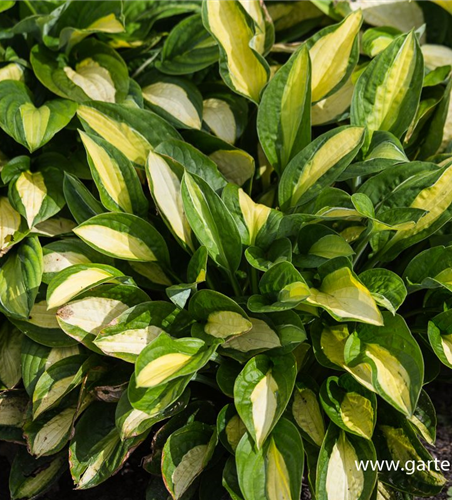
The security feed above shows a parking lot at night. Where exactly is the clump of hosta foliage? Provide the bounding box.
[1,0,452,499]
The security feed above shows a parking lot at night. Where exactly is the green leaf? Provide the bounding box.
[358,268,407,314]
[257,44,311,174]
[156,14,219,75]
[236,417,304,500]
[182,172,242,273]
[63,172,105,225]
[0,81,77,153]
[234,353,297,449]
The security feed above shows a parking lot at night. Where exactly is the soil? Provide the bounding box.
[1,382,451,500]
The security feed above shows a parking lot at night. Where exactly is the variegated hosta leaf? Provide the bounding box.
[0,63,24,83]
[46,263,126,310]
[161,421,217,500]
[94,301,192,363]
[56,283,149,352]
[77,101,180,168]
[52,0,125,53]
[142,75,203,129]
[320,374,377,440]
[8,167,65,229]
[374,404,446,497]
[248,261,311,313]
[0,81,77,153]
[236,418,304,500]
[202,0,269,103]
[10,299,75,348]
[135,333,218,388]
[344,313,424,417]
[312,73,355,126]
[42,239,112,285]
[31,39,129,104]
[202,98,238,145]
[69,402,146,489]
[0,236,43,320]
[0,391,28,443]
[156,14,219,75]
[24,395,79,457]
[178,129,255,187]
[279,125,365,210]
[223,184,282,247]
[306,266,384,326]
[74,212,170,265]
[155,138,227,192]
[189,289,252,340]
[0,322,22,389]
[291,379,325,447]
[422,44,452,70]
[257,44,310,175]
[375,163,452,262]
[79,130,148,216]
[182,171,242,273]
[146,150,194,251]
[217,404,247,454]
[9,449,66,500]
[349,0,425,34]
[428,309,452,369]
[351,31,424,150]
[31,353,96,419]
[238,0,274,56]
[0,196,24,256]
[267,1,323,41]
[115,387,190,441]
[234,353,297,449]
[316,423,377,500]
[307,10,362,103]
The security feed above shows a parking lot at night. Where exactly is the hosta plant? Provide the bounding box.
[0,1,452,499]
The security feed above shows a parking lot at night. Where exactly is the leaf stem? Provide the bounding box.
[229,271,242,296]
[192,373,220,391]
[24,0,37,15]
[250,265,259,295]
